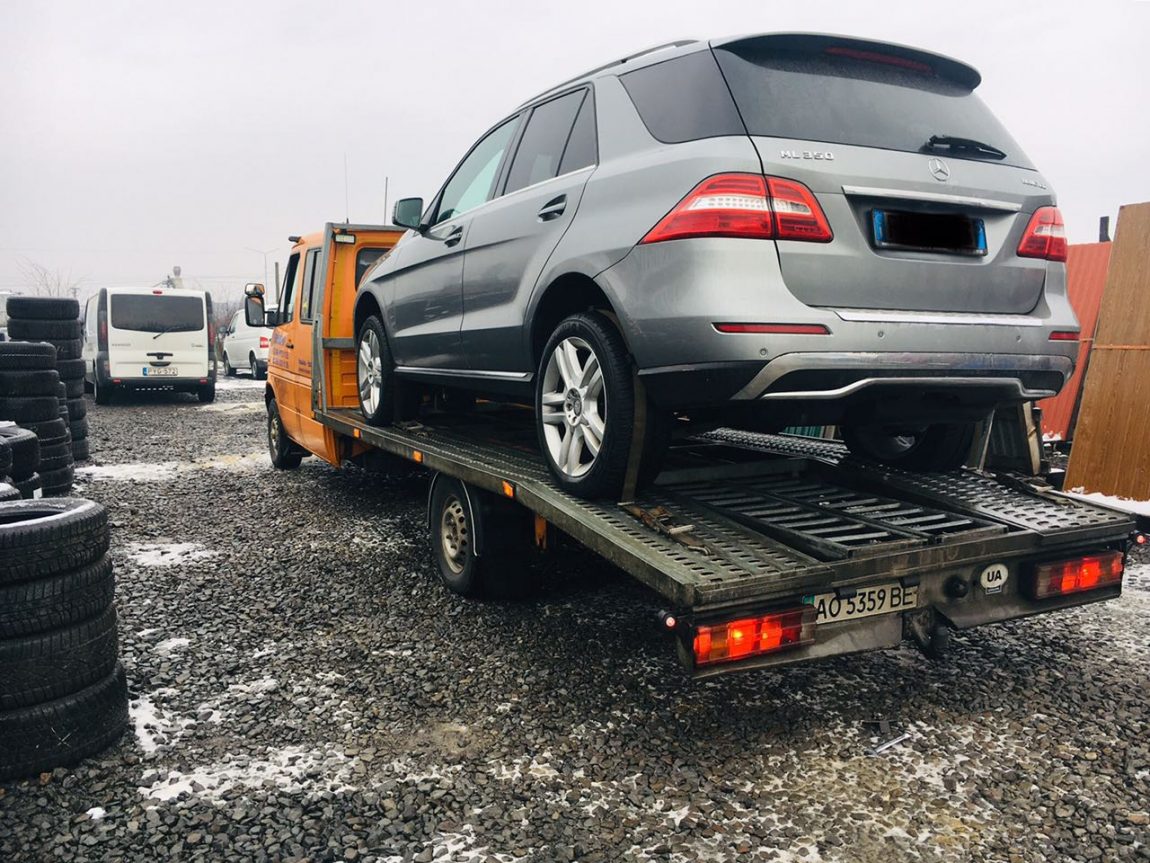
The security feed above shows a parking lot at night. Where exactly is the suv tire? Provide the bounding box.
[535,312,635,500]
[842,422,977,472]
[357,315,401,426]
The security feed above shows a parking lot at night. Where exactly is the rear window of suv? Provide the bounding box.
[620,51,745,143]
[110,295,204,333]
[713,43,1032,168]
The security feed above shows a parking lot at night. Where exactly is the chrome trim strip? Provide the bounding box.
[757,377,1055,402]
[395,366,531,381]
[833,309,1045,327]
[840,185,1023,212]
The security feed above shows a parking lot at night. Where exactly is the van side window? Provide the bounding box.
[300,249,321,322]
[280,253,301,323]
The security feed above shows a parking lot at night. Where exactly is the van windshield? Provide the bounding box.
[110,295,204,333]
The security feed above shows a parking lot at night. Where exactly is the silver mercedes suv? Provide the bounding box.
[355,33,1077,498]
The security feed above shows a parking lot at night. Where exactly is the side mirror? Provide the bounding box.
[392,197,425,231]
[245,282,265,298]
[245,295,268,328]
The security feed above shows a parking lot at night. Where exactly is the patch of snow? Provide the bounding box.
[86,807,106,820]
[200,401,263,413]
[129,694,192,753]
[77,452,268,483]
[214,376,265,390]
[155,637,190,656]
[1065,489,1150,517]
[379,825,526,863]
[226,677,278,696]
[126,542,219,567]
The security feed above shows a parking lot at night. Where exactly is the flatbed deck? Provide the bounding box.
[318,406,1135,617]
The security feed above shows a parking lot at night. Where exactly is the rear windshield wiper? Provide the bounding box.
[923,134,1007,160]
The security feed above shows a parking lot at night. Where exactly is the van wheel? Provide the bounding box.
[224,354,236,377]
[536,312,634,500]
[842,422,977,472]
[267,398,302,470]
[197,385,216,404]
[357,315,400,426]
[93,379,114,406]
[250,354,266,381]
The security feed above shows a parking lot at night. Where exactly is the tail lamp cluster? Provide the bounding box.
[1016,206,1067,262]
[693,607,815,668]
[1027,551,1123,599]
[259,336,270,349]
[640,174,833,245]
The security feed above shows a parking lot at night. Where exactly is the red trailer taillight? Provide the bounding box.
[1027,552,1123,599]
[693,607,816,667]
[1017,206,1067,262]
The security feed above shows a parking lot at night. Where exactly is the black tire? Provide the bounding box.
[15,473,41,500]
[0,438,9,477]
[37,441,74,473]
[0,555,114,639]
[267,398,302,469]
[71,437,90,462]
[51,339,82,360]
[7,318,82,341]
[250,353,267,381]
[0,662,128,782]
[67,397,88,421]
[842,422,978,472]
[429,477,534,598]
[0,498,108,584]
[63,376,84,398]
[223,354,235,376]
[69,416,89,440]
[0,342,57,372]
[356,315,405,426]
[41,464,75,497]
[0,395,59,423]
[197,384,216,404]
[0,369,61,397]
[0,427,39,479]
[0,605,118,711]
[21,417,69,445]
[535,312,636,500]
[56,358,86,380]
[0,482,18,503]
[94,378,115,405]
[4,296,80,321]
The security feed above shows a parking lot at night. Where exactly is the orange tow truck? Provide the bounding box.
[242,223,1138,677]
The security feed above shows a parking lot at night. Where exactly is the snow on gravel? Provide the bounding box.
[125,541,219,567]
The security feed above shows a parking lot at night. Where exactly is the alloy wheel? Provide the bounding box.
[540,336,606,479]
[358,328,383,416]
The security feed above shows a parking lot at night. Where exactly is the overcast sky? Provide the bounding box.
[2,0,1147,303]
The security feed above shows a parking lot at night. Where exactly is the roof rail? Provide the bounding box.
[518,39,698,107]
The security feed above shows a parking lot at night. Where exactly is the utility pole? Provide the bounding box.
[273,261,280,303]
[383,176,389,224]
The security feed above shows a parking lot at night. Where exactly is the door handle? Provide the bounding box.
[286,341,295,349]
[537,195,567,221]
[443,226,463,247]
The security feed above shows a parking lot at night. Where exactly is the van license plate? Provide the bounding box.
[804,582,918,624]
[144,367,178,376]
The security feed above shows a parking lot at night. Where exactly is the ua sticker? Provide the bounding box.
[979,563,1009,595]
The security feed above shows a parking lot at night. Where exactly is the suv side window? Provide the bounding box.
[280,253,301,323]
[620,51,744,143]
[558,91,597,176]
[504,90,587,194]
[300,248,321,322]
[434,118,519,224]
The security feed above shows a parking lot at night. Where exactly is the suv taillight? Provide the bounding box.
[639,174,833,245]
[1017,206,1067,262]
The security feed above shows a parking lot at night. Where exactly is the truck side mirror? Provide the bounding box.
[245,282,265,297]
[393,197,425,231]
[245,295,268,328]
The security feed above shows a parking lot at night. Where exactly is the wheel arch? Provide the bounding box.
[353,290,385,343]
[529,272,627,366]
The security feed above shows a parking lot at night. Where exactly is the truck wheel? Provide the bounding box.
[842,422,977,472]
[197,384,216,404]
[536,312,634,500]
[357,315,401,426]
[250,353,267,381]
[267,398,302,470]
[429,477,533,598]
[224,354,236,377]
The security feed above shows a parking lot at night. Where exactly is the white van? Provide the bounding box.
[82,287,217,404]
[219,306,269,380]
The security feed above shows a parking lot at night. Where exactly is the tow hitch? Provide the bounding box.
[905,608,951,659]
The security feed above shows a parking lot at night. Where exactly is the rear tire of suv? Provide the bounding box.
[842,422,977,472]
[267,398,302,470]
[536,312,636,500]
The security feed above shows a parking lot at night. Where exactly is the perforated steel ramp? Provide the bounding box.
[700,430,1134,544]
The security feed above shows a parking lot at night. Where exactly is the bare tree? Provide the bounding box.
[17,258,84,298]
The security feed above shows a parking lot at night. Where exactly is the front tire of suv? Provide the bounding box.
[842,422,977,472]
[536,312,635,500]
[357,315,401,427]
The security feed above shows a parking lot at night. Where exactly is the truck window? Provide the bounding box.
[280,253,301,323]
[356,248,389,288]
[504,90,586,194]
[300,248,321,322]
[110,295,204,333]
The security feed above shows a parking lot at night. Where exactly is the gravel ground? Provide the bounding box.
[1,378,1148,863]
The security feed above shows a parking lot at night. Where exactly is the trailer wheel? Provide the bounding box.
[842,422,976,472]
[267,398,302,470]
[429,477,533,598]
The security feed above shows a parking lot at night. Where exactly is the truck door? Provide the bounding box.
[269,251,304,429]
[278,245,329,454]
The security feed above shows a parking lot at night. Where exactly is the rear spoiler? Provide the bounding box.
[710,32,981,89]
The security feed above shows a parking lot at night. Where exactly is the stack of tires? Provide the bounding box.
[0,426,41,499]
[0,498,127,781]
[0,341,74,496]
[5,297,89,464]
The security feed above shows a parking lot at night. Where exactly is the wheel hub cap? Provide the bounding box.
[540,336,606,479]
